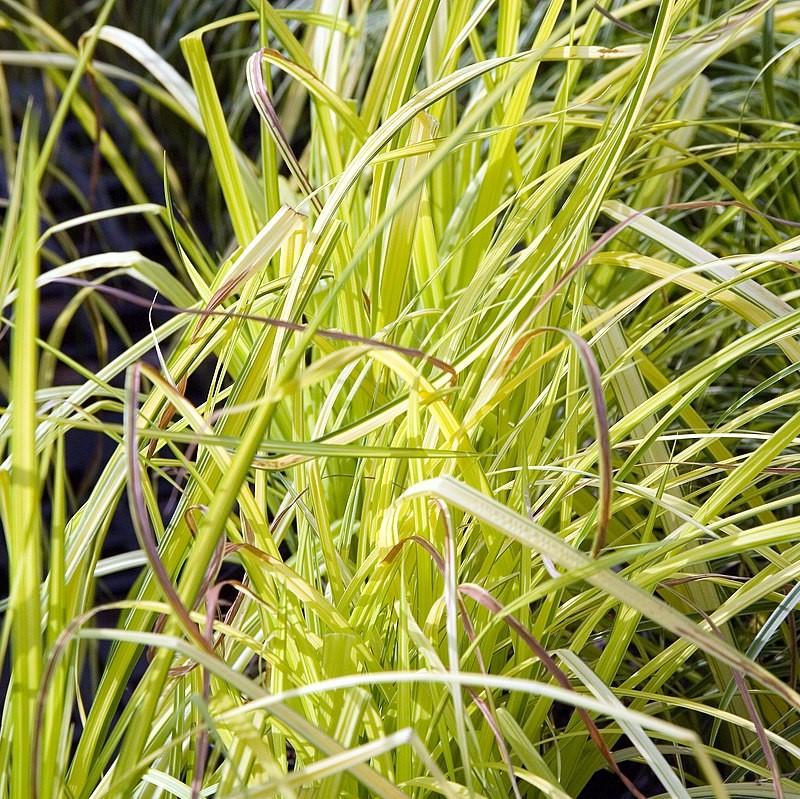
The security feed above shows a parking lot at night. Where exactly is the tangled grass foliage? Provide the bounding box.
[2,0,800,797]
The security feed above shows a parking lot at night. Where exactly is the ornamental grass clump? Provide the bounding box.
[2,0,800,797]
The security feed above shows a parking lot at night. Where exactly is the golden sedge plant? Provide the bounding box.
[2,0,800,797]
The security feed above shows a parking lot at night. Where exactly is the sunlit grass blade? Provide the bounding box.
[6,108,42,799]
